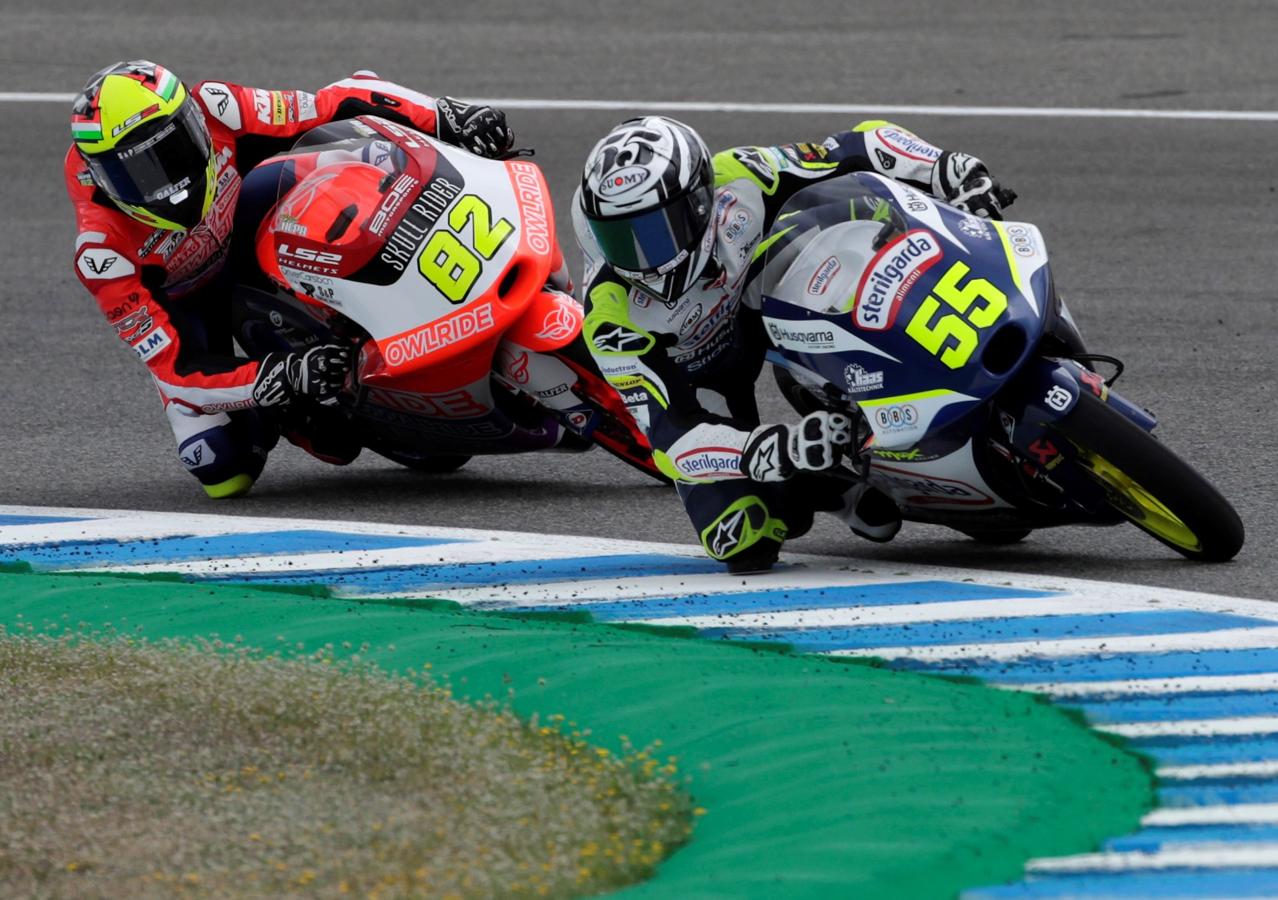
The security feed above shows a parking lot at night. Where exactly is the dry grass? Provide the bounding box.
[0,627,693,899]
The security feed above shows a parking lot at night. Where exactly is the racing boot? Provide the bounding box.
[279,407,362,466]
[835,483,902,543]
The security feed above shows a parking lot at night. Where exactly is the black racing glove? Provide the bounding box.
[253,344,352,408]
[932,150,1017,219]
[435,96,514,158]
[741,411,854,482]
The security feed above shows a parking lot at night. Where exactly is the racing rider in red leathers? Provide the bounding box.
[573,117,1014,572]
[66,60,514,497]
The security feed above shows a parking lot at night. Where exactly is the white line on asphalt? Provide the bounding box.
[1144,804,1278,827]
[1099,716,1278,739]
[1026,844,1278,873]
[6,91,1278,122]
[1159,761,1278,781]
[1001,673,1278,697]
[830,626,1278,662]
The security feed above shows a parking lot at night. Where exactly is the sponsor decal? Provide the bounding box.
[766,320,837,351]
[253,89,271,124]
[77,248,135,280]
[114,305,155,341]
[274,214,308,237]
[676,447,745,479]
[852,229,942,331]
[278,244,343,275]
[1028,437,1063,469]
[378,175,464,273]
[131,326,171,361]
[179,438,215,470]
[872,404,919,432]
[877,464,995,507]
[731,147,777,189]
[270,90,288,125]
[722,208,751,245]
[592,324,650,353]
[198,82,240,130]
[871,447,931,462]
[138,229,166,258]
[1005,223,1041,258]
[297,279,335,302]
[843,363,885,393]
[807,256,841,295]
[958,216,992,240]
[384,302,495,367]
[620,388,648,407]
[368,173,420,237]
[679,304,703,336]
[296,91,318,122]
[509,161,553,255]
[875,126,941,162]
[110,103,160,138]
[874,148,896,171]
[363,386,488,419]
[1078,369,1108,400]
[709,508,747,557]
[534,300,580,342]
[1044,384,1073,411]
[598,164,649,197]
[535,382,570,399]
[566,410,591,431]
[501,348,531,385]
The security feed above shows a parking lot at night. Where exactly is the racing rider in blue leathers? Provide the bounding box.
[573,117,1014,571]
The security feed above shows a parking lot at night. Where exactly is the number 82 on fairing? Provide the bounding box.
[417,194,515,304]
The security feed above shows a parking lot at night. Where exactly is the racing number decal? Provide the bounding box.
[417,195,515,304]
[904,261,1008,369]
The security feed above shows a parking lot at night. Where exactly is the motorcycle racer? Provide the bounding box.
[573,116,1014,571]
[66,60,514,497]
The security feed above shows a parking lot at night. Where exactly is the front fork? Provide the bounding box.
[993,356,1157,509]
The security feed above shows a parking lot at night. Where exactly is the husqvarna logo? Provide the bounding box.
[853,230,941,331]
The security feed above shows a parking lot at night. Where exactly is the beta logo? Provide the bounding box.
[599,165,649,197]
[852,230,942,331]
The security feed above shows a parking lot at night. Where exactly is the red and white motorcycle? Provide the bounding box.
[232,116,661,479]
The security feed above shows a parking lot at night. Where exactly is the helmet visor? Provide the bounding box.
[587,182,713,276]
[85,97,212,208]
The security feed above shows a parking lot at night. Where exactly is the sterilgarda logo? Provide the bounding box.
[675,447,746,480]
[852,229,942,331]
[875,127,941,162]
[807,256,841,295]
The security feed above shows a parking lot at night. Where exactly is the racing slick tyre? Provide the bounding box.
[369,444,471,474]
[1052,391,1244,562]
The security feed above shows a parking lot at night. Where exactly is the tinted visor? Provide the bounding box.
[86,97,212,208]
[587,182,713,276]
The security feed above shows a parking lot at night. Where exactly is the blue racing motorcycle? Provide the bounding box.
[759,172,1243,561]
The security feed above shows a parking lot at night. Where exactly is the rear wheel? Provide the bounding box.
[1052,392,1243,562]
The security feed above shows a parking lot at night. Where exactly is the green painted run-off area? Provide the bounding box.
[1,570,1153,898]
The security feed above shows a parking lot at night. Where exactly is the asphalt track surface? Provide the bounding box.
[2,1,1275,599]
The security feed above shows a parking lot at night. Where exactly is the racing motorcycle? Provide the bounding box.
[759,172,1243,561]
[232,117,661,480]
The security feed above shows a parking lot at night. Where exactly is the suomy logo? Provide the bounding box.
[853,230,941,331]
[598,165,649,197]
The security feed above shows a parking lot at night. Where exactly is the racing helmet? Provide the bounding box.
[72,61,215,231]
[579,116,715,302]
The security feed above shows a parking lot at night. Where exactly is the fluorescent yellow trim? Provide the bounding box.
[857,389,957,408]
[202,473,254,499]
[606,374,669,409]
[852,120,893,133]
[990,221,1028,298]
[751,224,796,262]
[80,76,187,153]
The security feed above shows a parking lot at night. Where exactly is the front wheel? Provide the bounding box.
[1052,392,1244,562]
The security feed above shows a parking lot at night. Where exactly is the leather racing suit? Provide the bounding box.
[66,72,479,496]
[573,121,976,564]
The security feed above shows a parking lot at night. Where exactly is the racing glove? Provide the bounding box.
[253,344,352,408]
[435,96,514,158]
[932,150,1017,219]
[741,411,854,482]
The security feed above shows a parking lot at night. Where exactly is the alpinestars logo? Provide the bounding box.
[709,509,747,558]
[746,430,782,481]
[592,325,648,354]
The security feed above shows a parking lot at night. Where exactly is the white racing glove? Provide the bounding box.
[741,411,854,482]
[932,150,1017,219]
[253,344,352,408]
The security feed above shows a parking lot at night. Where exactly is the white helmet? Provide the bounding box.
[579,116,715,302]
